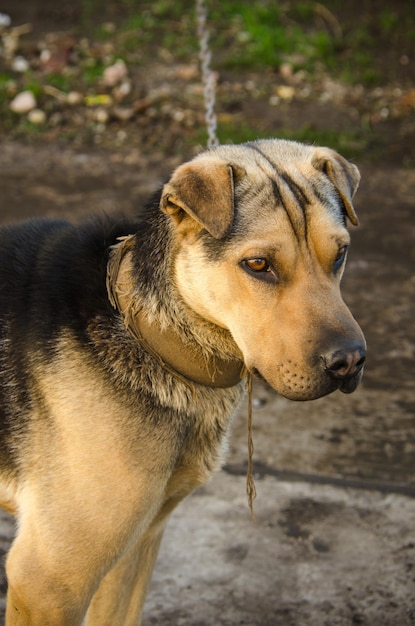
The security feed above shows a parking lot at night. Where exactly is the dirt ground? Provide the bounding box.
[0,2,414,625]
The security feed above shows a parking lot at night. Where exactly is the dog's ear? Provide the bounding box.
[160,159,241,239]
[312,148,361,226]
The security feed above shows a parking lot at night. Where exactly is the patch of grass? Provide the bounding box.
[208,1,337,72]
[82,60,105,86]
[46,73,76,93]
[378,8,400,36]
[0,73,13,109]
[22,77,43,100]
[0,72,11,86]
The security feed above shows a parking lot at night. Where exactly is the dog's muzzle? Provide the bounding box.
[322,344,366,394]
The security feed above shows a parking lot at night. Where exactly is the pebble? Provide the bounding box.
[280,63,294,79]
[101,22,116,34]
[275,85,296,101]
[175,64,198,81]
[27,108,46,125]
[102,59,128,87]
[9,90,36,114]
[11,56,29,72]
[0,13,11,28]
[93,108,109,124]
[66,91,83,106]
[113,81,132,102]
[112,106,135,122]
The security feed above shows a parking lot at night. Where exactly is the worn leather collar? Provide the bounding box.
[106,235,247,389]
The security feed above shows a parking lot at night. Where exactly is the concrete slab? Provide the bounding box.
[143,472,415,625]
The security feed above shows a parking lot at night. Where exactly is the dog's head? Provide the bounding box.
[160,140,366,400]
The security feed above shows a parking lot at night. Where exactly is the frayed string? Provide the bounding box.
[246,371,257,521]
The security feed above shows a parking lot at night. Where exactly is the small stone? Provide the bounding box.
[253,397,267,408]
[175,64,198,81]
[116,130,127,144]
[280,63,293,79]
[112,106,135,122]
[113,80,131,102]
[94,108,109,124]
[11,56,29,72]
[269,95,280,107]
[66,91,83,106]
[39,48,51,64]
[101,22,116,34]
[275,85,296,101]
[102,59,128,87]
[172,109,185,122]
[27,108,46,125]
[0,13,11,28]
[10,90,36,114]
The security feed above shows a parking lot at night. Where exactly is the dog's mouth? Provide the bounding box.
[252,368,267,385]
[252,367,336,401]
[253,366,364,401]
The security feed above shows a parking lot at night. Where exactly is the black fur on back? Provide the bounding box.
[0,216,135,348]
[0,194,167,470]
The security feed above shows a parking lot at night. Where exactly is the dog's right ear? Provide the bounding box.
[160,159,243,239]
[312,148,361,226]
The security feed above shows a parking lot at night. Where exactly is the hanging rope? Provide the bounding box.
[195,0,219,148]
[246,372,257,520]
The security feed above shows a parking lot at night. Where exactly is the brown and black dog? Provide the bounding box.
[0,140,365,624]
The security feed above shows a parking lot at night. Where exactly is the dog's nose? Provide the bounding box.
[323,346,366,380]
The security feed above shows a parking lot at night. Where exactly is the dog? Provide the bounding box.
[0,139,365,625]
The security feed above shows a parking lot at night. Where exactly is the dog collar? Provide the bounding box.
[106,235,247,389]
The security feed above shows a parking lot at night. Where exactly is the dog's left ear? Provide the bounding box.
[312,148,361,226]
[160,159,241,239]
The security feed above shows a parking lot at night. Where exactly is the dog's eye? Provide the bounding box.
[242,258,277,283]
[334,246,348,272]
[245,258,269,272]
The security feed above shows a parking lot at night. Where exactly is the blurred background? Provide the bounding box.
[0,0,414,163]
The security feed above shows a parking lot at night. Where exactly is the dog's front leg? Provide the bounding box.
[5,511,166,626]
[5,584,86,626]
[4,475,170,625]
[5,538,91,626]
[84,522,166,626]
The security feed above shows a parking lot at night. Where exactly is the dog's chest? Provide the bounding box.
[163,389,243,499]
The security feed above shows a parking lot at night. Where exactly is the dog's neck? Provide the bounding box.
[106,235,247,389]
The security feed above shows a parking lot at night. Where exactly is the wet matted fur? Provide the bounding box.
[0,140,365,625]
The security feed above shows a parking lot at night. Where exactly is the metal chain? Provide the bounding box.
[195,0,219,148]
[196,0,257,520]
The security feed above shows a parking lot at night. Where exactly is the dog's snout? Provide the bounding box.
[323,346,366,380]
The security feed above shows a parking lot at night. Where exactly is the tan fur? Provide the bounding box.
[0,140,365,625]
